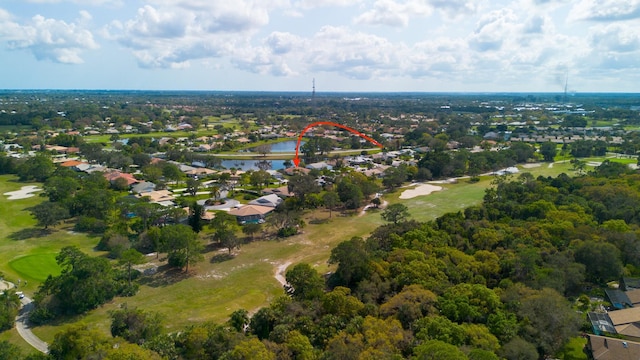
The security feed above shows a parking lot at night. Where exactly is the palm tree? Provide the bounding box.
[210,186,221,202]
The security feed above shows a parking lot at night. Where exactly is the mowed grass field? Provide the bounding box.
[3,161,584,347]
[0,175,100,353]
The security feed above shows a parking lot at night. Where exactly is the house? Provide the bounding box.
[228,205,274,224]
[622,277,640,291]
[131,181,156,195]
[626,289,640,306]
[137,190,175,206]
[587,334,640,360]
[263,185,293,198]
[306,161,331,170]
[605,289,633,310]
[249,194,283,208]
[284,167,310,176]
[604,307,640,340]
[103,171,138,186]
[60,160,86,170]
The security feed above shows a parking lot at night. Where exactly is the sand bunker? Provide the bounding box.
[3,186,42,200]
[399,184,443,199]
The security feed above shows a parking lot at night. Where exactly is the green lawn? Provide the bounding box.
[9,253,62,282]
[0,176,98,288]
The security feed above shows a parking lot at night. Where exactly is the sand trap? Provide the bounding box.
[521,163,542,168]
[399,184,443,199]
[3,186,42,200]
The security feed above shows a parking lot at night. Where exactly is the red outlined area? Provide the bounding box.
[293,121,383,167]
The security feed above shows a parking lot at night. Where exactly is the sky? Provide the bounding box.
[0,0,639,92]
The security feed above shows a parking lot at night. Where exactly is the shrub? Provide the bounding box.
[277,227,297,237]
[74,216,107,234]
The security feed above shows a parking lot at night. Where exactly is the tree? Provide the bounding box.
[249,170,272,189]
[242,223,262,241]
[186,177,201,197]
[30,246,128,322]
[48,323,112,359]
[285,263,325,301]
[212,212,240,254]
[413,340,467,360]
[379,285,437,329]
[381,203,410,225]
[0,290,21,331]
[254,143,272,157]
[336,179,363,210]
[188,202,204,233]
[0,340,21,360]
[575,241,623,283]
[499,337,539,360]
[30,201,69,229]
[228,309,250,333]
[162,163,184,185]
[227,338,275,360]
[44,175,80,203]
[210,185,221,201]
[119,249,145,286]
[540,142,557,162]
[517,288,581,356]
[328,237,371,288]
[288,173,321,207]
[382,165,408,190]
[16,154,55,182]
[323,191,340,218]
[159,224,203,272]
[110,305,164,345]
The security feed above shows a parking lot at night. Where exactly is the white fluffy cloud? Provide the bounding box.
[354,0,432,27]
[106,1,279,68]
[569,0,640,21]
[0,10,98,64]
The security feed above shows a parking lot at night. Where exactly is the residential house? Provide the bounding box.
[137,190,176,206]
[249,194,283,208]
[228,205,274,224]
[263,185,293,198]
[131,181,156,195]
[587,334,640,360]
[104,171,138,186]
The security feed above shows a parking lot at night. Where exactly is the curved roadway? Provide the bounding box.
[0,280,48,354]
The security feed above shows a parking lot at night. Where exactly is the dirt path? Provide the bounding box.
[359,200,388,217]
[274,262,292,287]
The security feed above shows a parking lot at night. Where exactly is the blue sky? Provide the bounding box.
[1,0,639,92]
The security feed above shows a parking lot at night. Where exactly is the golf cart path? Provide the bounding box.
[0,280,48,354]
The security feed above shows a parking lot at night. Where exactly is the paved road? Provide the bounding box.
[1,281,49,354]
[15,296,49,354]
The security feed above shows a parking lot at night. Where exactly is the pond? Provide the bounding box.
[251,140,303,153]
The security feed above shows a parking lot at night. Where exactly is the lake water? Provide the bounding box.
[218,140,302,170]
[252,140,302,153]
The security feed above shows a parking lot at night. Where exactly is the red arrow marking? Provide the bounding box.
[293,121,383,167]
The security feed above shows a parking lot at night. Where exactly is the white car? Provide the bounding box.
[16,291,24,299]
